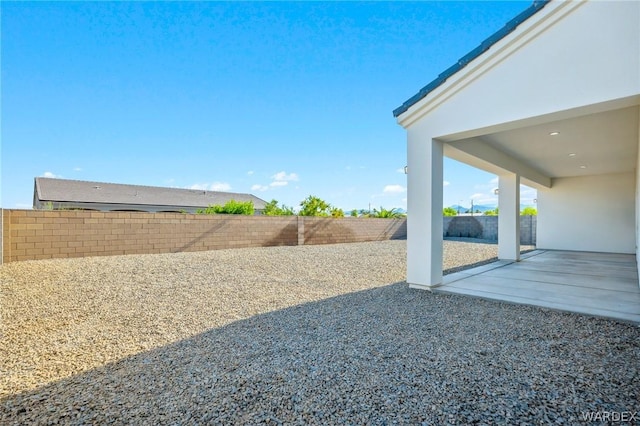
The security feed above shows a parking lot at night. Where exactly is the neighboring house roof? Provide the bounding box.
[392,0,550,118]
[34,178,267,210]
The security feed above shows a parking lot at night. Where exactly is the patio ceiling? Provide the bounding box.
[442,102,639,188]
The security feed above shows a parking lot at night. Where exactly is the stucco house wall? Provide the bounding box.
[396,0,640,288]
[537,172,636,253]
[401,1,639,135]
[637,108,640,261]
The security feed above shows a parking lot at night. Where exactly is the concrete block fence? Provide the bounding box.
[0,210,536,264]
[0,210,407,264]
[443,215,537,245]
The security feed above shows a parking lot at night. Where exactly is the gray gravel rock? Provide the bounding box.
[1,240,637,425]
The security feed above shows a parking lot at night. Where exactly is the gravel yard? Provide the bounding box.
[1,239,638,424]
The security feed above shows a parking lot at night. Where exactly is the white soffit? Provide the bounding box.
[445,104,639,181]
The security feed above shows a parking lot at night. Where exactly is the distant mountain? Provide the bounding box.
[449,205,468,213]
[449,204,495,213]
[474,204,496,213]
[448,204,536,213]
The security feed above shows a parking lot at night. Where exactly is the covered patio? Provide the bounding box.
[439,249,640,323]
[393,0,640,322]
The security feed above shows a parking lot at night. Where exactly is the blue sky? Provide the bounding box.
[2,1,537,212]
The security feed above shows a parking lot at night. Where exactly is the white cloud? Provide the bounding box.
[73,167,82,172]
[443,180,450,187]
[251,184,268,192]
[189,182,231,192]
[210,182,231,191]
[383,184,406,194]
[520,185,538,205]
[396,168,405,173]
[247,171,254,175]
[474,176,499,191]
[469,180,537,205]
[249,171,299,193]
[461,180,538,207]
[476,197,498,205]
[42,171,61,178]
[255,170,299,190]
[272,171,299,182]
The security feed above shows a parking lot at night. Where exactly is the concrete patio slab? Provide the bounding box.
[436,250,640,323]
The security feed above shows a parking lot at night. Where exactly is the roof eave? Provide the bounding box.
[392,0,551,119]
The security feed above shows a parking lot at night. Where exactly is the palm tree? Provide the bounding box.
[371,207,405,218]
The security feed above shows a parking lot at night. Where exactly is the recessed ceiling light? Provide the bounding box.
[580,165,587,169]
[568,153,576,157]
[549,131,560,136]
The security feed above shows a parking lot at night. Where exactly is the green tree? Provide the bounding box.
[346,208,374,218]
[263,199,295,216]
[443,207,457,217]
[372,206,405,218]
[298,195,335,217]
[484,208,499,216]
[196,200,254,215]
[521,207,537,216]
[331,207,345,218]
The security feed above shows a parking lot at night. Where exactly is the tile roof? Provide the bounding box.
[34,178,267,209]
[393,0,550,118]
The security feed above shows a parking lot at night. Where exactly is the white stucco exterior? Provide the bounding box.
[537,173,636,253]
[397,0,640,288]
[406,134,444,288]
[636,107,640,262]
[497,173,521,261]
[398,1,639,134]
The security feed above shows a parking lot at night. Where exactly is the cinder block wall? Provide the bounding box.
[303,217,407,245]
[0,210,408,263]
[1,210,5,263]
[443,215,537,245]
[1,210,539,264]
[1,210,298,263]
[520,215,537,246]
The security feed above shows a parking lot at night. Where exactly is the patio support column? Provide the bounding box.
[407,132,443,289]
[498,173,521,261]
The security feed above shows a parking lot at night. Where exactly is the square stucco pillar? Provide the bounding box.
[636,106,640,286]
[498,173,520,261]
[407,134,443,289]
